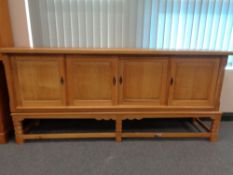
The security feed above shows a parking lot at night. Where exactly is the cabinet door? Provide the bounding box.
[12,56,65,108]
[119,58,168,105]
[67,56,117,106]
[168,58,220,107]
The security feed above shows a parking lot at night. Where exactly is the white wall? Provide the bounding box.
[8,0,29,47]
[6,0,233,112]
[220,70,233,112]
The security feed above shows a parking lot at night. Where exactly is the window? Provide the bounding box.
[226,56,233,69]
[26,0,233,66]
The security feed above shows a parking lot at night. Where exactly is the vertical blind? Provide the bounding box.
[27,0,233,65]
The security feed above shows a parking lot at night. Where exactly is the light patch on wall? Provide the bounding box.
[24,0,33,48]
[226,56,233,70]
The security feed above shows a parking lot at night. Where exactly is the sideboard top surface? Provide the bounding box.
[0,48,232,56]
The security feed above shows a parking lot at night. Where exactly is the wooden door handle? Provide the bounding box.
[119,76,123,84]
[170,78,174,85]
[113,77,116,85]
[60,77,64,85]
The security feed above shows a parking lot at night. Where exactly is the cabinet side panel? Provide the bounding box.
[2,55,16,112]
[214,56,228,110]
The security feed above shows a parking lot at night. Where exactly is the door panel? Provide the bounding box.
[168,57,220,106]
[12,55,65,107]
[119,57,168,105]
[67,56,117,106]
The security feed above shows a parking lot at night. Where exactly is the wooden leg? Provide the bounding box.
[115,118,122,142]
[209,114,221,142]
[12,117,24,144]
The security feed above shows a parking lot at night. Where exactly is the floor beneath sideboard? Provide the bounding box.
[0,121,233,175]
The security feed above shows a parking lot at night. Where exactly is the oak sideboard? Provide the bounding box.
[0,48,231,143]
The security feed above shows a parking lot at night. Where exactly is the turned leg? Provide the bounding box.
[12,117,24,144]
[115,118,122,142]
[209,114,221,142]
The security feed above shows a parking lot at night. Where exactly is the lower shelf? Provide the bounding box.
[24,119,115,134]
[11,114,222,143]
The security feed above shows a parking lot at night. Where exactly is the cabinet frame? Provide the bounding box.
[3,55,225,112]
